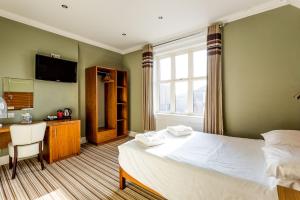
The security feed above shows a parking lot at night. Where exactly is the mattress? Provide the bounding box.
[118,130,279,200]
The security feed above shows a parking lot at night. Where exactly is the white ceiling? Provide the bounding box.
[0,0,296,54]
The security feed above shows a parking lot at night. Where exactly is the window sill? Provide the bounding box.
[155,113,203,119]
[155,112,204,131]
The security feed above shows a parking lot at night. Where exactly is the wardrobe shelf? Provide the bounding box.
[86,66,128,144]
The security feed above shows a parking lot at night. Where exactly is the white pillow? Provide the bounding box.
[262,145,300,180]
[261,130,300,147]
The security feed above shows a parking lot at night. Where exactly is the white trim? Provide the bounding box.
[0,155,9,166]
[290,0,300,8]
[219,0,289,23]
[0,0,293,55]
[122,0,291,54]
[155,113,204,119]
[153,32,207,56]
[155,113,204,132]
[122,45,144,54]
[155,47,207,115]
[0,9,123,54]
[129,131,138,137]
[80,137,87,144]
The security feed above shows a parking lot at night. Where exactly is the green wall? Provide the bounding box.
[122,6,300,138]
[0,16,79,122]
[1,4,300,158]
[122,50,144,132]
[78,43,122,136]
[0,17,122,156]
[223,5,300,138]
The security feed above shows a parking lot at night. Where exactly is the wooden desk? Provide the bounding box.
[0,125,10,133]
[0,120,81,163]
[0,125,12,149]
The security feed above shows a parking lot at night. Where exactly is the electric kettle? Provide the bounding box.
[63,108,72,117]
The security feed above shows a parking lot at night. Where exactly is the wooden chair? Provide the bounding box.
[8,122,46,179]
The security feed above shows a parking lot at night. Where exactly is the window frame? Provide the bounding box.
[154,46,207,116]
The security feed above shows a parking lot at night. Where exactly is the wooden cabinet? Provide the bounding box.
[117,70,128,137]
[86,66,128,145]
[277,186,300,200]
[44,120,80,163]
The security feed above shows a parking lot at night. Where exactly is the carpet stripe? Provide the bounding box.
[0,137,163,200]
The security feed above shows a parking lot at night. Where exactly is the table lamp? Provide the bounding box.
[0,97,7,127]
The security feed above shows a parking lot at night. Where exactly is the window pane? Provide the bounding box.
[159,58,171,80]
[175,81,188,113]
[175,54,188,79]
[193,80,206,114]
[193,50,207,77]
[159,83,171,112]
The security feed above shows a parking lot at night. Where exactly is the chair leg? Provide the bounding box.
[39,141,45,170]
[12,146,18,179]
[8,156,12,169]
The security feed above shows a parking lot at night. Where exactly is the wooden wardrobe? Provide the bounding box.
[85,66,128,144]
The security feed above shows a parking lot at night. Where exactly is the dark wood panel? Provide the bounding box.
[86,67,98,143]
[278,186,300,200]
[0,132,11,149]
[116,70,128,136]
[3,92,33,110]
[105,69,117,129]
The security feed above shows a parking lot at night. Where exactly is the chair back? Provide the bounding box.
[10,122,46,146]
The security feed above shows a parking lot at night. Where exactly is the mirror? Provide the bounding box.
[0,77,34,110]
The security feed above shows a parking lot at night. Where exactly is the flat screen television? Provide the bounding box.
[35,54,77,83]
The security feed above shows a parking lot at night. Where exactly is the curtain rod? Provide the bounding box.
[153,24,224,48]
[153,31,204,47]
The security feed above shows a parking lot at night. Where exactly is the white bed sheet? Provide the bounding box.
[118,130,279,200]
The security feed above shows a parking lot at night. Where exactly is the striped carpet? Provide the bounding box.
[0,138,164,200]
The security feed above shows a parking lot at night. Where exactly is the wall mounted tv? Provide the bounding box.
[35,54,77,83]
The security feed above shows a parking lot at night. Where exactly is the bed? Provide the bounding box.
[118,130,282,200]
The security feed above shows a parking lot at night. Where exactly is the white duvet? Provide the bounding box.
[118,130,279,200]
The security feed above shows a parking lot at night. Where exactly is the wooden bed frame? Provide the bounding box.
[119,167,300,200]
[119,167,163,197]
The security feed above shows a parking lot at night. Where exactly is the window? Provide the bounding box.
[155,49,207,115]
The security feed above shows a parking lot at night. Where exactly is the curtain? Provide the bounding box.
[203,24,224,135]
[142,44,156,131]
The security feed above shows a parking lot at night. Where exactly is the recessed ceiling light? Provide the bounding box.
[158,16,163,20]
[122,33,127,36]
[61,4,68,9]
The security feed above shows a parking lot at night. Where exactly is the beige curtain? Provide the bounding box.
[203,24,224,135]
[142,44,156,131]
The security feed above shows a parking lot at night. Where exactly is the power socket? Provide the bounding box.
[294,92,300,101]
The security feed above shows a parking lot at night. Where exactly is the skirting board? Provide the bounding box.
[80,136,87,144]
[0,155,9,166]
[129,131,138,137]
[0,137,88,166]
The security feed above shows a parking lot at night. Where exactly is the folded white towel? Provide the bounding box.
[167,125,193,136]
[135,132,165,147]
